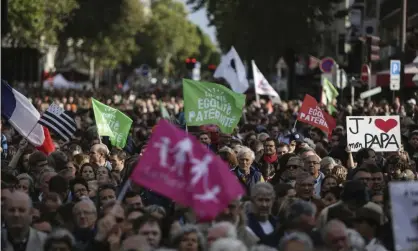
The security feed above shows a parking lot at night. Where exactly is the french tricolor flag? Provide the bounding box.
[1,81,55,155]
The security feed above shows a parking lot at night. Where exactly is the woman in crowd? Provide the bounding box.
[2,86,416,251]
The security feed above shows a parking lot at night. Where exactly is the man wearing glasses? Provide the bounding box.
[303,154,324,196]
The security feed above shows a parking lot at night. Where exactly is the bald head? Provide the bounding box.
[5,191,32,208]
[90,143,109,165]
[91,144,109,155]
[122,235,151,251]
[3,191,33,231]
[321,220,349,250]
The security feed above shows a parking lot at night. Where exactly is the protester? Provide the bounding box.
[1,81,417,251]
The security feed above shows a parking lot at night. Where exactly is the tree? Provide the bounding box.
[187,0,342,74]
[194,26,219,66]
[6,0,78,47]
[59,0,146,69]
[134,0,201,76]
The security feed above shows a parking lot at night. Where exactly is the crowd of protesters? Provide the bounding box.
[1,85,418,251]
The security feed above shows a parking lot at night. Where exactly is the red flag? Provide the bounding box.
[297,95,336,135]
[36,126,56,155]
[131,120,244,221]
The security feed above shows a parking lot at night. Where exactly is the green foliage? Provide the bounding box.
[61,0,146,68]
[7,0,78,46]
[195,26,219,65]
[6,0,219,72]
[187,0,343,73]
[135,0,201,76]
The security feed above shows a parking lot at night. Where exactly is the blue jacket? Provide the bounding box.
[232,166,263,195]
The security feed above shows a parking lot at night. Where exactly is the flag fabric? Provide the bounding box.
[91,98,133,148]
[322,78,339,103]
[39,103,77,142]
[130,119,245,221]
[36,126,56,155]
[321,78,339,114]
[214,47,249,94]
[183,79,246,134]
[323,111,336,135]
[252,60,280,99]
[1,80,55,154]
[297,94,336,135]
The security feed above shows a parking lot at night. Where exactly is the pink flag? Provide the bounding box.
[130,119,245,220]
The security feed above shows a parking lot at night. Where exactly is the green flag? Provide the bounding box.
[91,98,133,148]
[322,78,339,104]
[322,78,339,114]
[183,79,246,133]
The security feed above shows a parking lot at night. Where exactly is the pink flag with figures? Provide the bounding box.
[130,119,245,220]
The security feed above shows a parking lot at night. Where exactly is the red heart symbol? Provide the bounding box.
[374,119,398,133]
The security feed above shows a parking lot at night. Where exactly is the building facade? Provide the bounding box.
[379,0,418,66]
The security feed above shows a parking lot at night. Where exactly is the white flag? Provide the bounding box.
[214,47,249,94]
[252,60,280,98]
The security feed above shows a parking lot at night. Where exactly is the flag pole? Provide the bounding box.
[25,121,40,142]
[255,94,261,108]
[116,179,131,201]
[110,179,131,215]
[292,119,298,132]
[251,60,261,108]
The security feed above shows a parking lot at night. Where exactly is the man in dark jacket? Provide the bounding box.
[256,138,279,182]
[246,182,278,247]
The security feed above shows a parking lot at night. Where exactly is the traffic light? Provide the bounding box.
[208,64,217,73]
[347,40,363,74]
[366,35,380,63]
[185,58,196,69]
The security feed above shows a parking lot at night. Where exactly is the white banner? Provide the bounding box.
[214,47,249,94]
[389,182,418,251]
[252,60,279,98]
[346,116,401,152]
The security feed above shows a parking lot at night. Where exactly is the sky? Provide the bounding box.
[180,0,217,45]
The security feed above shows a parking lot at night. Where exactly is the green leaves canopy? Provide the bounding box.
[5,0,219,72]
[7,0,78,46]
[135,0,201,75]
[61,0,146,68]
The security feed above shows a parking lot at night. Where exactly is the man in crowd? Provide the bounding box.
[89,144,111,170]
[3,191,47,251]
[2,83,415,251]
[257,138,280,181]
[247,183,278,247]
[303,154,324,196]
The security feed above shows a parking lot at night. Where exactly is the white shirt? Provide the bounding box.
[259,220,274,235]
[366,238,388,251]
